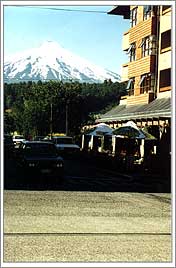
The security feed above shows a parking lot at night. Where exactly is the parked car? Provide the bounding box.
[51,136,80,155]
[4,134,14,158]
[16,141,64,180]
[13,135,26,147]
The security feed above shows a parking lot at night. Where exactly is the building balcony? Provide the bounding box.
[128,55,156,77]
[122,31,130,51]
[129,16,157,43]
[127,92,154,106]
[121,64,129,82]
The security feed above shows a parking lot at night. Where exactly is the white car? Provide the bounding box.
[13,135,26,147]
[51,136,80,155]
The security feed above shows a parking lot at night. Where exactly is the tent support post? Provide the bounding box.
[90,135,94,150]
[154,145,157,154]
[140,139,145,158]
[112,136,116,156]
[81,135,85,150]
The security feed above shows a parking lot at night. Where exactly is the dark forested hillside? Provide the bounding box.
[4,80,127,137]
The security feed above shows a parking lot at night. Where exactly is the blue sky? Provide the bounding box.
[4,5,130,74]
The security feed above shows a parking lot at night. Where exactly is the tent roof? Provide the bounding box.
[85,123,113,136]
[113,121,156,140]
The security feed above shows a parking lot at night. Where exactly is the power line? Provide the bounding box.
[12,5,172,16]
[14,6,108,14]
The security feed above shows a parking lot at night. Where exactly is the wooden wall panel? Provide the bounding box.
[128,56,155,77]
[127,93,154,106]
[128,56,151,77]
[127,94,149,106]
[129,19,152,43]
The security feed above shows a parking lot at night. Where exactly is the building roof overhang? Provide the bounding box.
[108,6,130,19]
[96,97,171,123]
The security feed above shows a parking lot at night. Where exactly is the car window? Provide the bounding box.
[24,143,57,156]
[14,135,24,139]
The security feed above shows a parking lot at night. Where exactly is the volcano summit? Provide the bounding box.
[4,41,121,83]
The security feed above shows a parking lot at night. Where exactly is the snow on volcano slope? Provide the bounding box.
[4,41,121,83]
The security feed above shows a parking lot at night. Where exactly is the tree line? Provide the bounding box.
[4,80,126,138]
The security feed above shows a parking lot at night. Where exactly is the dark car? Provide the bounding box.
[16,141,64,181]
[51,136,80,155]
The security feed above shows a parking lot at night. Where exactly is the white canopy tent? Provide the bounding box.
[113,121,156,140]
[85,123,114,136]
[112,121,157,159]
[82,123,114,151]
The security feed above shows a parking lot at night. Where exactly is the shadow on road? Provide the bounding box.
[4,156,171,193]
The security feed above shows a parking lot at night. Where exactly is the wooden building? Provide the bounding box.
[96,5,172,174]
[97,5,171,134]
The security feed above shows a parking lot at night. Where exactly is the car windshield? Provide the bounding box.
[24,143,57,156]
[53,137,73,144]
[15,135,24,139]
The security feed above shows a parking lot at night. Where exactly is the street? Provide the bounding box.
[4,153,171,193]
[3,154,172,263]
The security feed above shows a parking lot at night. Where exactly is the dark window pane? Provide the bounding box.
[161,30,171,50]
[159,69,171,88]
[130,7,138,27]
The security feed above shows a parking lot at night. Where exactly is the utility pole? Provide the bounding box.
[65,101,68,136]
[50,102,53,139]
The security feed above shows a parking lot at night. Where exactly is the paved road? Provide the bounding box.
[4,191,172,263]
[3,154,172,263]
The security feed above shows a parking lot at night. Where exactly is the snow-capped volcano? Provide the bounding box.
[4,41,121,83]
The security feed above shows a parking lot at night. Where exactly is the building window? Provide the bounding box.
[126,77,135,96]
[161,30,171,50]
[127,43,136,62]
[159,69,171,89]
[143,5,152,20]
[139,35,157,57]
[140,36,150,57]
[143,6,157,20]
[149,35,157,55]
[130,7,137,27]
[139,73,154,94]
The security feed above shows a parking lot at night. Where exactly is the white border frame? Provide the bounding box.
[1,1,175,267]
